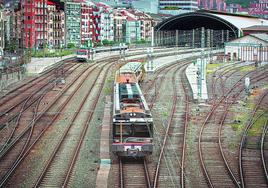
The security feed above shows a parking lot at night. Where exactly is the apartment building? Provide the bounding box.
[65,1,81,46]
[159,0,198,15]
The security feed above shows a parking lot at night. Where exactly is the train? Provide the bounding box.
[76,45,128,62]
[76,49,89,61]
[111,63,153,157]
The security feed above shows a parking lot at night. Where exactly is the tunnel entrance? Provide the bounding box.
[154,11,241,48]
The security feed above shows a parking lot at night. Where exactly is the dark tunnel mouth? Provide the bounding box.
[155,12,239,38]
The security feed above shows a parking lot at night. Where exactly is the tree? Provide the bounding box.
[5,40,17,52]
[102,39,110,46]
[67,43,75,49]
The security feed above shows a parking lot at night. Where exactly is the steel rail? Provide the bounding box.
[153,63,189,188]
[261,119,268,184]
[143,158,152,188]
[119,158,124,188]
[33,62,111,187]
[0,81,55,153]
[198,66,268,188]
[180,66,190,188]
[0,63,98,186]
[0,63,78,128]
[0,63,81,157]
[239,90,268,188]
[62,62,114,187]
[0,60,75,108]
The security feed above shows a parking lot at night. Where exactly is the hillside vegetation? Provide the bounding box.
[226,0,253,8]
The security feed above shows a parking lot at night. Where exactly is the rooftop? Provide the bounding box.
[242,25,268,30]
[250,33,268,42]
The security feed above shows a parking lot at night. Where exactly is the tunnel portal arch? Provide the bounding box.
[154,11,265,47]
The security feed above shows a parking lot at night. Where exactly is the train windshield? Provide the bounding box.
[77,50,87,55]
[114,124,152,137]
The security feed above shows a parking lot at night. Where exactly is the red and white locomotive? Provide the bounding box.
[112,63,153,157]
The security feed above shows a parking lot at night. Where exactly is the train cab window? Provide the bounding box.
[115,125,132,136]
[133,125,151,137]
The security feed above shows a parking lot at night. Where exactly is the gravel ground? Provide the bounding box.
[68,64,115,187]
[3,57,268,187]
[7,64,100,187]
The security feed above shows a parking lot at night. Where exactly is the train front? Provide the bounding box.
[112,71,153,157]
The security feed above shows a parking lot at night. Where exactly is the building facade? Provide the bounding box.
[132,0,158,14]
[65,1,81,47]
[81,1,95,46]
[35,0,48,49]
[47,0,64,48]
[226,4,242,13]
[159,0,198,15]
[198,0,226,11]
[0,6,4,51]
[249,0,268,18]
[14,6,22,48]
[113,9,126,42]
[124,19,141,43]
[21,0,35,48]
[98,3,114,42]
[225,34,268,62]
[20,0,48,49]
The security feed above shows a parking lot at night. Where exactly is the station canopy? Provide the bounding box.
[155,10,268,37]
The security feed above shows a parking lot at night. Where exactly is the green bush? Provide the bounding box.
[31,49,74,58]
[67,43,75,49]
[135,39,148,44]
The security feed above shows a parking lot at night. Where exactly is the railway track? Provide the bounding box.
[0,58,76,101]
[261,119,268,184]
[33,61,114,187]
[239,90,268,188]
[0,64,81,152]
[0,62,101,186]
[112,58,193,188]
[210,62,257,102]
[119,158,151,188]
[0,63,78,129]
[152,62,190,188]
[198,64,268,188]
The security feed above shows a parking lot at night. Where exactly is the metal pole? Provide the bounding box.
[192,29,195,48]
[151,48,153,71]
[147,47,149,71]
[120,121,123,143]
[176,30,178,47]
[151,27,154,47]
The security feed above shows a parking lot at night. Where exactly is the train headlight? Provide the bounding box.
[133,113,136,116]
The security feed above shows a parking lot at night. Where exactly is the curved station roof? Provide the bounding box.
[155,10,268,37]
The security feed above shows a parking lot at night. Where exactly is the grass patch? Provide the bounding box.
[32,49,75,58]
[230,113,246,131]
[104,76,114,95]
[104,86,112,95]
[206,63,223,74]
[229,88,267,136]
[245,97,255,110]
[248,113,267,136]
[239,65,255,72]
[107,76,114,84]
[163,111,168,117]
[228,142,237,149]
